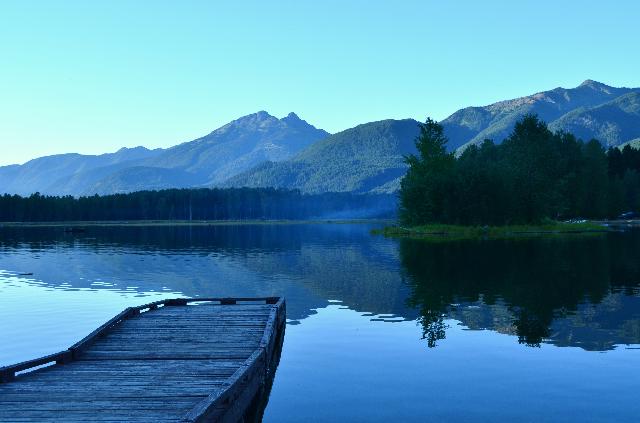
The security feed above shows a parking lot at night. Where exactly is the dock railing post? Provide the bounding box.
[0,369,15,383]
[56,350,73,365]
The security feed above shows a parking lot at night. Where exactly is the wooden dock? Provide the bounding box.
[0,297,286,422]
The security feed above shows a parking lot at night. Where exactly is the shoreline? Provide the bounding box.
[372,221,626,241]
[0,218,393,228]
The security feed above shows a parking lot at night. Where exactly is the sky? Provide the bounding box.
[1,0,639,166]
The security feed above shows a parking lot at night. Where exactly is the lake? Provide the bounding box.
[1,223,639,422]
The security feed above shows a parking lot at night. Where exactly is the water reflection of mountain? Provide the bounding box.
[0,224,414,322]
[398,231,640,350]
[445,293,640,351]
[1,225,640,351]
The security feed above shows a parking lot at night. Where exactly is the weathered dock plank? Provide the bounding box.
[0,297,286,422]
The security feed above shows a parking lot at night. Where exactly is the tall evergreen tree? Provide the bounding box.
[400,118,455,225]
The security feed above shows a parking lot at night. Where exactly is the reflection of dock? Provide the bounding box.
[0,297,286,422]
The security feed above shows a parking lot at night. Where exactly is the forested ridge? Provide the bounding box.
[0,188,394,222]
[400,115,640,226]
[224,119,421,194]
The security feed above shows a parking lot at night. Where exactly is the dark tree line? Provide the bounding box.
[0,188,394,222]
[400,115,640,226]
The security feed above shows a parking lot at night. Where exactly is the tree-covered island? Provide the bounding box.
[392,115,640,239]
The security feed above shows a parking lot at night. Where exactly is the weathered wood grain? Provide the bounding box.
[0,297,286,422]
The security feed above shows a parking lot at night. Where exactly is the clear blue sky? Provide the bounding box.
[1,0,639,165]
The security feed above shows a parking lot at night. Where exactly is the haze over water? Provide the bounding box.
[1,223,639,422]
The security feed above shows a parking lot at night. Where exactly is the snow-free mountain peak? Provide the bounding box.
[442,80,640,151]
[578,79,612,90]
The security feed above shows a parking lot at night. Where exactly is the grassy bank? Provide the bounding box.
[373,221,610,241]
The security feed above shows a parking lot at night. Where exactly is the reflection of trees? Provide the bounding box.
[3,225,640,350]
[399,231,640,348]
[418,310,447,348]
[0,224,415,321]
[512,309,549,347]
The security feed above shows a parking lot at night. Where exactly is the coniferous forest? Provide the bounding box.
[0,188,393,222]
[400,115,640,226]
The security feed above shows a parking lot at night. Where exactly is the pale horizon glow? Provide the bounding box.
[1,1,639,165]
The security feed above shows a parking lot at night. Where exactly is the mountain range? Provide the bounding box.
[226,80,640,194]
[1,80,639,196]
[442,79,640,151]
[0,112,327,196]
[0,147,163,197]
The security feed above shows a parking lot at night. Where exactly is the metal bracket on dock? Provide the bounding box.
[0,350,72,383]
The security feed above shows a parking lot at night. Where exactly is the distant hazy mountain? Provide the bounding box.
[0,147,162,196]
[84,111,328,195]
[224,119,421,194]
[89,166,200,195]
[443,80,640,151]
[0,111,328,196]
[141,112,326,180]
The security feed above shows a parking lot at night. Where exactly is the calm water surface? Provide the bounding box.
[1,223,639,422]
